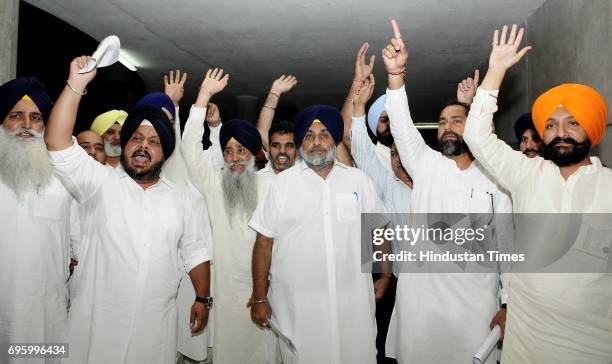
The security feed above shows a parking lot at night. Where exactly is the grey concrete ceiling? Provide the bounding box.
[25,0,546,121]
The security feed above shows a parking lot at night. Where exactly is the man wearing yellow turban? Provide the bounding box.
[463,25,612,363]
[90,109,128,168]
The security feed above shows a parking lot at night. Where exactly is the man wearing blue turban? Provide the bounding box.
[249,103,391,363]
[0,77,74,354]
[181,68,271,364]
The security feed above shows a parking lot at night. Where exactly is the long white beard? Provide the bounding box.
[221,158,258,221]
[299,143,336,169]
[104,141,122,157]
[0,127,53,197]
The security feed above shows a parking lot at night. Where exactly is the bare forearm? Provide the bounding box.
[480,68,506,91]
[252,234,273,299]
[45,85,83,151]
[341,80,361,149]
[256,91,280,151]
[189,261,211,297]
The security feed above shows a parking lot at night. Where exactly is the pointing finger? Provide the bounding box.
[391,19,402,39]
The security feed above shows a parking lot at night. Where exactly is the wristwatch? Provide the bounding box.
[195,296,213,310]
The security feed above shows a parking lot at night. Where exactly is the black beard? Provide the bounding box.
[438,131,469,156]
[120,154,164,183]
[377,129,394,148]
[544,137,591,167]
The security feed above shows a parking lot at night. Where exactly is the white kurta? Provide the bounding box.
[249,160,387,364]
[464,88,612,363]
[385,86,513,364]
[49,140,210,364]
[0,177,72,364]
[181,106,269,364]
[162,107,214,362]
[375,141,392,172]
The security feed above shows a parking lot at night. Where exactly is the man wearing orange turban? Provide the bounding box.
[463,25,612,363]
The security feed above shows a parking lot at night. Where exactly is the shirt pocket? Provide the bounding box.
[469,190,493,213]
[335,193,360,223]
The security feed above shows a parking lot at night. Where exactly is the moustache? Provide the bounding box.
[523,149,540,155]
[548,137,579,147]
[441,131,460,140]
[11,128,42,139]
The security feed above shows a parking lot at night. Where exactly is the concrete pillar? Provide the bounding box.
[0,0,19,84]
[527,0,612,164]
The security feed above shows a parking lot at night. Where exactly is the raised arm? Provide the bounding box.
[164,69,187,140]
[46,56,110,202]
[45,56,96,151]
[351,75,394,199]
[462,24,536,193]
[341,42,375,150]
[256,75,297,152]
[181,68,229,197]
[381,20,434,179]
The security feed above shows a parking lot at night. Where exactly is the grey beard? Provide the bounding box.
[221,158,258,221]
[104,141,122,157]
[0,127,53,197]
[299,144,336,170]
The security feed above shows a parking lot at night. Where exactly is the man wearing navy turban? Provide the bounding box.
[249,103,390,363]
[44,56,211,364]
[0,77,74,354]
[181,68,270,364]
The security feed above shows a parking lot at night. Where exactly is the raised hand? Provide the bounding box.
[354,74,375,106]
[489,24,531,71]
[195,68,229,108]
[164,69,187,106]
[270,75,298,95]
[381,19,408,75]
[206,102,221,127]
[457,69,480,105]
[68,56,97,93]
[355,42,376,82]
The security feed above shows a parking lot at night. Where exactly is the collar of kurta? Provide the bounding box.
[117,168,169,188]
[297,159,348,172]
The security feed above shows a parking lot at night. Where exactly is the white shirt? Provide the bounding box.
[181,106,269,364]
[0,177,72,356]
[249,160,387,364]
[375,141,392,172]
[384,85,513,364]
[464,87,612,363]
[49,140,210,364]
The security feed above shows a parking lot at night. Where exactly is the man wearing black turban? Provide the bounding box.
[44,56,211,364]
[181,68,270,364]
[514,113,544,158]
[0,76,74,355]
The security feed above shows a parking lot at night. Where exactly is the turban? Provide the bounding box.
[120,105,175,159]
[514,113,536,141]
[219,119,262,156]
[0,77,52,123]
[131,92,175,119]
[294,105,343,147]
[90,109,128,136]
[532,83,608,146]
[367,95,387,134]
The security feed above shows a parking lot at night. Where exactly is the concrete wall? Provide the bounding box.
[526,0,612,164]
[0,0,19,84]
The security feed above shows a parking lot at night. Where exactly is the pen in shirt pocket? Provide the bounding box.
[353,192,359,201]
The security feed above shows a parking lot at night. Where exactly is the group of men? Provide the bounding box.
[0,19,610,364]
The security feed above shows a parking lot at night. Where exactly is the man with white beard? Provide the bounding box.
[249,104,390,363]
[90,109,128,168]
[0,77,73,364]
[181,68,269,364]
